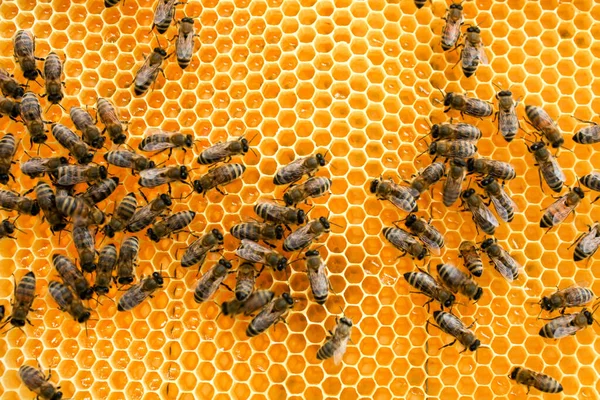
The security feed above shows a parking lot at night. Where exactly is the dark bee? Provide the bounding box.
[198,136,249,165]
[428,140,477,160]
[175,17,196,69]
[459,241,483,277]
[104,150,155,172]
[35,181,67,233]
[539,285,593,313]
[429,311,481,352]
[193,258,233,303]
[0,95,21,120]
[383,227,428,260]
[72,221,96,273]
[180,228,224,268]
[370,178,417,212]
[153,0,180,33]
[436,263,483,302]
[430,122,481,141]
[94,244,118,295]
[0,189,40,215]
[480,238,520,282]
[230,222,284,245]
[460,26,488,78]
[13,30,41,81]
[97,98,127,144]
[495,89,519,142]
[282,176,331,206]
[147,210,196,242]
[104,193,138,238]
[193,163,246,195]
[305,249,329,305]
[573,117,600,144]
[479,175,518,222]
[51,124,94,164]
[254,202,306,227]
[236,239,288,271]
[539,308,596,339]
[403,270,455,309]
[317,316,352,364]
[116,236,140,285]
[55,195,105,225]
[54,165,108,186]
[460,188,499,235]
[19,364,63,400]
[234,262,256,302]
[20,92,47,144]
[540,187,584,229]
[70,107,105,149]
[133,47,169,96]
[49,281,91,324]
[221,290,274,317]
[408,162,445,199]
[118,272,164,311]
[440,3,464,51]
[525,105,564,148]
[0,133,17,184]
[82,177,119,205]
[52,254,93,300]
[573,223,600,262]
[509,367,563,394]
[442,158,466,207]
[43,52,64,106]
[3,271,36,329]
[283,216,331,252]
[467,158,516,181]
[105,0,121,7]
[404,214,445,256]
[528,141,565,192]
[0,218,17,239]
[246,293,294,337]
[414,0,427,8]
[21,157,68,178]
[139,129,193,154]
[127,193,172,232]
[0,67,24,99]
[273,153,327,185]
[442,92,493,118]
[139,166,188,188]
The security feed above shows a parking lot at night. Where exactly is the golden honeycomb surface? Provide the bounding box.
[0,0,600,399]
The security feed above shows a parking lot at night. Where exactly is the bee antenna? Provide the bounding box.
[40,142,54,152]
[492,82,504,91]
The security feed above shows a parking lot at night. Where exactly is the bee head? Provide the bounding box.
[51,391,64,400]
[319,216,330,230]
[498,90,512,97]
[405,214,417,227]
[469,339,481,352]
[81,288,95,300]
[81,262,97,274]
[552,137,564,148]
[509,368,520,380]
[193,180,204,193]
[467,26,480,33]
[530,141,545,151]
[480,176,495,186]
[81,152,94,164]
[277,257,288,271]
[466,158,475,171]
[95,285,110,295]
[574,187,585,198]
[32,133,48,144]
[212,229,224,242]
[152,271,164,285]
[160,193,172,206]
[12,85,25,99]
[443,92,454,106]
[179,166,188,179]
[181,17,194,24]
[449,3,463,9]
[417,248,428,260]
[316,153,327,166]
[59,157,69,165]
[118,276,134,285]
[430,124,440,138]
[0,173,9,184]
[474,287,484,301]
[92,136,106,149]
[78,311,91,323]
[47,92,64,103]
[241,138,249,153]
[147,160,156,169]
[305,249,319,257]
[296,209,305,224]
[282,292,294,305]
[480,238,494,249]
[444,294,456,308]
[146,228,160,242]
[219,259,232,269]
[275,225,284,240]
[583,309,594,325]
[340,316,353,326]
[29,201,40,216]
[283,192,293,206]
[369,179,380,194]
[1,219,13,234]
[11,318,25,327]
[23,69,39,81]
[155,47,168,57]
[185,134,193,147]
[99,166,108,179]
[461,188,475,199]
[428,142,438,155]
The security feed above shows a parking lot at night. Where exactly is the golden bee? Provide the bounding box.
[283,176,331,206]
[254,202,306,228]
[72,220,97,273]
[430,122,481,141]
[236,239,288,271]
[440,3,464,51]
[0,95,21,120]
[273,153,327,186]
[460,26,488,78]
[383,226,428,260]
[13,30,41,81]
[139,166,189,188]
[527,141,565,192]
[317,316,352,364]
[370,177,418,212]
[540,187,584,229]
[467,158,516,181]
[539,308,596,339]
[0,133,17,184]
[442,158,467,207]
[127,193,172,232]
[283,216,331,252]
[436,263,483,302]
[221,290,274,318]
[573,116,600,144]
[305,249,330,305]
[193,258,233,303]
[198,136,250,165]
[479,175,518,222]
[404,214,445,256]
[0,67,24,99]
[442,92,493,118]
[539,285,593,313]
[429,311,481,352]
[246,293,294,337]
[428,140,477,160]
[55,195,105,225]
[480,238,520,281]
[94,244,118,295]
[116,236,140,285]
[404,269,455,309]
[118,271,164,311]
[153,0,180,33]
[53,164,108,186]
[525,105,564,148]
[132,47,169,96]
[459,240,483,277]
[35,181,67,233]
[43,52,64,107]
[509,367,563,394]
[233,262,256,301]
[97,98,127,144]
[104,150,155,172]
[139,129,193,154]
[494,88,519,142]
[180,228,224,269]
[52,254,94,300]
[51,123,94,164]
[460,188,499,235]
[2,271,36,329]
[70,106,105,149]
[0,189,40,216]
[408,162,445,199]
[175,17,197,69]
[21,156,68,178]
[193,163,246,195]
[19,364,63,400]
[20,92,47,145]
[147,210,196,242]
[82,177,119,205]
[230,222,283,245]
[48,280,91,324]
[573,223,600,262]
[104,193,138,238]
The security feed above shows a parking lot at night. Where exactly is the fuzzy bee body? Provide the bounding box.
[480,238,520,281]
[0,218,17,239]
[246,293,294,337]
[198,137,249,165]
[94,244,118,295]
[0,67,24,99]
[409,162,445,199]
[236,239,288,271]
[540,187,584,228]
[13,30,40,81]
[539,286,593,312]
[133,47,168,96]
[510,367,563,393]
[443,158,466,206]
[436,263,483,301]
[139,166,188,188]
[283,217,331,252]
[35,182,67,232]
[20,92,47,144]
[0,95,21,120]
[0,189,40,215]
[19,364,63,400]
[581,172,600,192]
[118,272,164,311]
[97,98,127,144]
[139,129,192,152]
[404,270,455,309]
[429,140,477,160]
[72,221,97,273]
[193,163,246,194]
[443,92,493,118]
[305,250,329,305]
[525,105,563,148]
[49,281,91,323]
[104,150,155,172]
[51,124,94,164]
[430,123,481,141]
[116,237,139,285]
[221,290,274,317]
[153,0,179,34]
[440,4,463,51]
[528,142,565,192]
[180,228,224,268]
[432,311,481,351]
[317,316,352,363]
[82,177,119,205]
[53,254,93,300]
[460,27,488,78]
[370,178,417,212]
[21,157,68,178]
[574,121,600,144]
[383,227,428,260]
[7,271,36,328]
[43,52,64,105]
[254,202,306,227]
[459,241,483,277]
[539,309,594,339]
[404,214,444,255]
[495,90,519,142]
[56,195,105,225]
[460,188,499,235]
[273,153,327,185]
[54,165,108,186]
[230,222,283,244]
[127,193,172,232]
[193,258,232,303]
[573,223,600,261]
[467,158,516,181]
[283,176,331,206]
[147,210,196,242]
[70,107,105,149]
[0,133,17,184]
[104,193,138,238]
[234,262,256,301]
[176,17,196,69]
[479,176,518,222]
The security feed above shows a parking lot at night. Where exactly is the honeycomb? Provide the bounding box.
[1,0,600,399]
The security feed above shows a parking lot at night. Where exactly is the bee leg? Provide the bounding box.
[439,339,457,350]
[220,283,234,292]
[216,187,227,196]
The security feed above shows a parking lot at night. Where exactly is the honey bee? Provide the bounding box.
[35,182,67,233]
[0,67,24,99]
[21,156,68,178]
[283,216,331,252]
[442,92,493,118]
[49,281,91,324]
[509,367,563,394]
[147,210,196,242]
[467,158,516,181]
[480,238,520,281]
[54,165,108,186]
[479,175,518,222]
[436,263,483,302]
[21,92,47,145]
[460,188,499,235]
[404,214,445,256]
[0,189,40,215]
[404,269,455,309]
[440,3,464,51]
[459,240,483,277]
[539,308,596,339]
[442,158,467,207]
[97,98,127,144]
[52,254,93,300]
[139,166,188,188]
[94,244,118,295]
[246,293,294,337]
[82,177,119,205]
[283,176,332,206]
[494,88,519,142]
[525,105,564,148]
[42,52,64,106]
[104,150,155,172]
[19,364,63,400]
[0,133,16,184]
[198,136,250,165]
[305,249,330,305]
[180,228,224,268]
[236,239,288,271]
[581,171,600,196]
[104,193,138,238]
[175,17,196,69]
[234,262,256,301]
[539,285,593,313]
[2,271,36,329]
[13,30,41,81]
[540,187,584,229]
[139,129,193,154]
[51,124,94,164]
[153,0,180,33]
[193,163,246,195]
[127,193,172,232]
[116,236,140,285]
[428,140,477,160]
[430,122,481,141]
[0,218,18,239]
[254,202,306,228]
[460,26,488,78]
[528,141,565,192]
[317,316,352,364]
[221,290,274,317]
[370,178,417,212]
[383,226,428,260]
[193,258,233,303]
[72,221,97,273]
[573,117,600,144]
[0,95,21,120]
[408,162,445,199]
[230,222,284,245]
[70,107,105,149]
[118,271,164,311]
[573,223,600,262]
[273,153,327,186]
[104,0,121,7]
[429,311,481,352]
[55,195,105,225]
[133,47,169,96]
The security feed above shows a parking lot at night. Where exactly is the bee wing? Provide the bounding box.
[333,336,350,365]
[139,167,168,181]
[141,129,178,151]
[579,231,600,254]
[417,233,441,256]
[135,59,160,87]
[177,32,194,59]
[478,46,489,65]
[153,1,172,24]
[200,142,232,159]
[549,158,566,183]
[491,249,521,282]
[490,195,511,223]
[389,185,417,212]
[469,201,499,229]
[236,239,267,262]
[285,224,314,248]
[122,284,149,306]
[547,196,575,225]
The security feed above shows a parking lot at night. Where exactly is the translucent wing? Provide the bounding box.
[236,239,267,263]
[333,336,350,365]
[491,250,520,281]
[579,227,600,254]
[469,201,499,229]
[176,32,194,60]
[200,142,230,160]
[153,0,176,24]
[478,46,489,65]
[139,167,168,181]
[135,60,160,88]
[140,129,178,151]
[490,195,510,223]
[284,224,315,250]
[418,233,441,256]
[386,228,419,252]
[121,284,149,307]
[547,196,576,225]
[542,158,566,184]
[388,184,417,212]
